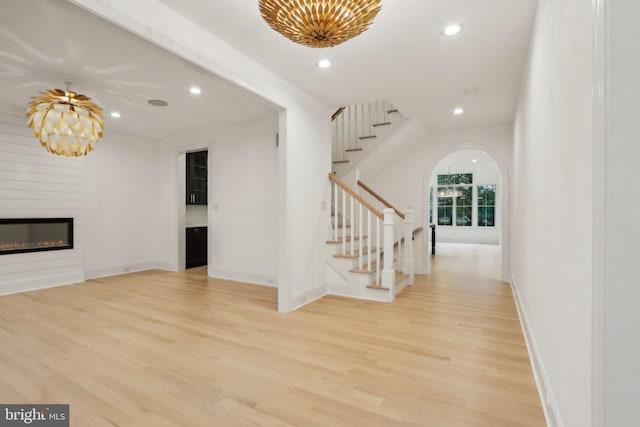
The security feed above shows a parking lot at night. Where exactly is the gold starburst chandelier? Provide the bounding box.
[26,88,104,157]
[259,0,382,48]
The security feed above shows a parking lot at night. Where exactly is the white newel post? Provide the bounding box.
[382,208,395,298]
[403,208,414,285]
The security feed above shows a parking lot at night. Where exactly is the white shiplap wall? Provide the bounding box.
[0,111,85,294]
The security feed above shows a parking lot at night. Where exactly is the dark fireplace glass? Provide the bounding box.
[0,218,74,255]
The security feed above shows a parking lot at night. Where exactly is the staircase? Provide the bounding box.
[331,100,405,177]
[325,100,422,302]
[326,173,418,302]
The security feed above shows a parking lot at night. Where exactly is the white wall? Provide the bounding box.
[84,130,161,278]
[358,124,512,276]
[601,1,640,425]
[0,111,85,294]
[512,0,594,425]
[208,117,279,286]
[70,0,332,312]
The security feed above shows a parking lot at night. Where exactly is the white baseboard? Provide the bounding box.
[290,284,327,311]
[207,268,278,288]
[84,261,159,280]
[0,271,85,296]
[511,280,563,427]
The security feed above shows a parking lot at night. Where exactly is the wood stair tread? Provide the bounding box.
[350,258,397,274]
[387,109,399,113]
[331,224,352,229]
[333,247,377,259]
[366,284,390,291]
[326,235,367,244]
[350,262,378,274]
[372,122,392,127]
[345,148,363,152]
[358,135,377,140]
[332,160,349,164]
[365,272,408,291]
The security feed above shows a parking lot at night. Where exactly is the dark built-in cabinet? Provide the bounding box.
[186,151,207,205]
[186,226,207,269]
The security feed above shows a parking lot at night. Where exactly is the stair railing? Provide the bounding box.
[356,177,414,283]
[332,100,394,164]
[328,173,396,288]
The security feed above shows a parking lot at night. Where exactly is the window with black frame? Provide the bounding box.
[435,173,473,226]
[477,185,496,227]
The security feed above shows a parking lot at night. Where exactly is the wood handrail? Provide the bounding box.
[329,173,383,219]
[331,107,346,121]
[357,180,405,220]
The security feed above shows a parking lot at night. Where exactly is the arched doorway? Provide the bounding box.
[422,148,510,282]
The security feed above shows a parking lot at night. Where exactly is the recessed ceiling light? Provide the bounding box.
[110,111,121,118]
[472,159,478,163]
[148,99,168,107]
[443,24,462,36]
[318,59,331,69]
[453,107,464,115]
[464,88,478,95]
[189,86,202,95]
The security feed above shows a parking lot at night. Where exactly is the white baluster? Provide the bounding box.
[332,118,340,160]
[376,217,381,286]
[333,181,338,242]
[358,202,363,269]
[367,210,372,270]
[355,105,359,149]
[404,208,414,285]
[342,187,346,254]
[382,208,395,291]
[397,216,403,272]
[361,104,365,138]
[350,194,355,255]
[341,111,346,158]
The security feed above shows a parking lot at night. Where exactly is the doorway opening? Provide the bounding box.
[425,149,507,282]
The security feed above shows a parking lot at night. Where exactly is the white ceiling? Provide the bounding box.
[0,0,278,140]
[158,0,538,131]
[0,0,538,139]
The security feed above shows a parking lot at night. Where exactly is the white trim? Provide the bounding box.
[0,271,85,296]
[207,268,278,288]
[326,291,391,303]
[591,0,607,424]
[511,280,563,427]
[290,285,327,311]
[84,261,161,280]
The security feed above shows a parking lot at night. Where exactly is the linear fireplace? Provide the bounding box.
[0,218,74,255]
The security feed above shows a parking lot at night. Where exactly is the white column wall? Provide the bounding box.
[601,1,640,425]
[512,0,594,425]
[207,117,279,286]
[84,130,161,278]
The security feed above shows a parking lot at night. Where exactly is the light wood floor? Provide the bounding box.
[0,244,545,426]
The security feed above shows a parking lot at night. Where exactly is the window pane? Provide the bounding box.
[456,206,472,226]
[438,207,452,225]
[437,194,453,207]
[459,173,473,184]
[478,185,496,205]
[437,175,448,185]
[457,185,473,205]
[477,185,496,227]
